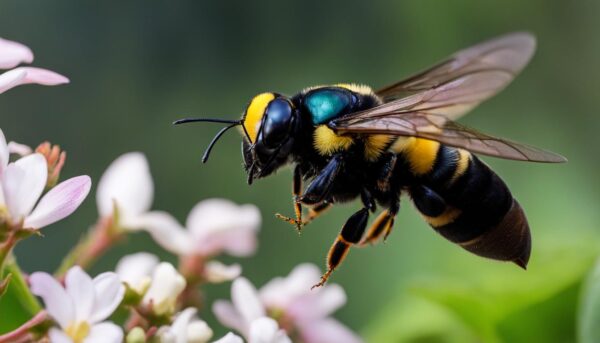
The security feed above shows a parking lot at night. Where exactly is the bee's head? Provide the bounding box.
[241,93,298,183]
[173,92,298,184]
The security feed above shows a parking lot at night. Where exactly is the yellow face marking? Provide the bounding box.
[314,125,354,156]
[242,92,275,143]
[364,134,394,161]
[422,207,461,227]
[392,137,441,175]
[450,149,471,184]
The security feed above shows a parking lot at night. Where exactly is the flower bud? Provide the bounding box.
[126,327,146,343]
[142,262,186,316]
[187,320,213,343]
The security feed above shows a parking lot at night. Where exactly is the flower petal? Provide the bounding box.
[187,320,213,343]
[288,284,346,323]
[142,262,186,316]
[0,37,33,69]
[212,301,247,335]
[7,141,32,156]
[96,152,153,227]
[85,322,124,343]
[204,261,241,283]
[2,153,47,222]
[299,319,363,343]
[115,252,158,293]
[186,199,261,257]
[249,317,291,343]
[0,69,26,94]
[212,333,244,343]
[231,277,265,325]
[0,128,8,174]
[137,211,194,255]
[260,263,321,310]
[0,67,68,94]
[29,272,74,328]
[48,328,73,343]
[24,175,91,229]
[89,272,125,323]
[65,266,94,322]
[169,307,197,343]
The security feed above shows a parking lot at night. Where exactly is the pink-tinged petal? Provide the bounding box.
[89,272,124,323]
[249,317,292,343]
[96,152,153,227]
[232,278,265,325]
[212,301,247,335]
[65,266,94,322]
[7,141,32,156]
[115,252,158,292]
[138,211,194,255]
[204,261,241,283]
[0,37,33,69]
[260,264,321,310]
[85,322,124,343]
[299,319,363,343]
[2,153,47,223]
[0,69,26,94]
[0,128,8,174]
[186,199,260,240]
[48,328,73,343]
[0,67,68,94]
[213,333,244,343]
[29,272,74,328]
[24,175,91,229]
[288,284,346,323]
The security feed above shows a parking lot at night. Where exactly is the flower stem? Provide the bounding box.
[0,310,48,343]
[55,216,122,277]
[2,258,42,314]
[0,230,18,273]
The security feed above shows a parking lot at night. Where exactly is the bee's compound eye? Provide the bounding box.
[262,98,293,147]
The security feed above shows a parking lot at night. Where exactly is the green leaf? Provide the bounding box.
[578,257,600,343]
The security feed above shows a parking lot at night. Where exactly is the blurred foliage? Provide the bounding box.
[0,0,599,342]
[579,257,600,343]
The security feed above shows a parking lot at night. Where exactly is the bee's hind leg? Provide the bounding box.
[313,189,374,288]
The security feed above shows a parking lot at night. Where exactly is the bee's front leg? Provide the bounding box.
[275,164,305,232]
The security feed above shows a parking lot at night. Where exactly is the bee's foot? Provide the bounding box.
[311,269,333,289]
[275,213,305,233]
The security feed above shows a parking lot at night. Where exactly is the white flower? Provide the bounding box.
[115,252,159,294]
[0,129,91,230]
[204,261,242,283]
[212,333,244,343]
[142,262,186,316]
[214,265,362,343]
[0,37,68,94]
[96,152,154,229]
[157,307,213,343]
[212,278,292,343]
[30,266,125,343]
[140,199,261,258]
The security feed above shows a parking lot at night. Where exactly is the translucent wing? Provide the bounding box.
[372,32,536,121]
[329,111,566,163]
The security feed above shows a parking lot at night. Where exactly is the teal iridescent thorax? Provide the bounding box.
[304,88,355,125]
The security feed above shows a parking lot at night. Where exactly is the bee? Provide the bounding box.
[175,32,566,287]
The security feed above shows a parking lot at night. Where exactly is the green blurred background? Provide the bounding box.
[1,1,599,342]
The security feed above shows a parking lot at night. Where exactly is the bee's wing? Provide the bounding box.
[329,111,566,163]
[373,32,536,121]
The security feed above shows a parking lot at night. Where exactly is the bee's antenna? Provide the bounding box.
[173,117,253,162]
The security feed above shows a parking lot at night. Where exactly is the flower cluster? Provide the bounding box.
[0,36,362,343]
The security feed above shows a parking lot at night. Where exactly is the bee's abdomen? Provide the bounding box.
[401,141,531,267]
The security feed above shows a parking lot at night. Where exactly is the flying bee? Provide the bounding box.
[175,32,566,288]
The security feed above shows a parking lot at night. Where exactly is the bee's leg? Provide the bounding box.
[360,199,400,246]
[313,189,373,288]
[376,152,397,192]
[275,165,305,231]
[410,184,447,217]
[303,201,333,225]
[300,154,343,206]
